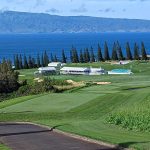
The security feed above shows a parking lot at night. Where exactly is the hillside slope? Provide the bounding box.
[0,11,150,33]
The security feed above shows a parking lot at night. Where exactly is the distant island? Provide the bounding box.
[0,11,150,33]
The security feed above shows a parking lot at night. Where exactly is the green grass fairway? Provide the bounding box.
[0,93,100,113]
[1,61,150,150]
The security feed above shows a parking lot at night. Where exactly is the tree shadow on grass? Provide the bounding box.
[0,111,34,114]
[116,141,150,149]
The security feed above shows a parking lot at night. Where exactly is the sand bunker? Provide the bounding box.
[94,82,111,85]
[38,79,44,83]
[34,78,44,82]
[34,78,40,81]
[66,80,85,87]
[19,75,25,77]
[67,80,111,86]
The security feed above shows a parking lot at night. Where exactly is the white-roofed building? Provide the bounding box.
[36,67,56,75]
[60,67,90,75]
[60,67,106,75]
[89,67,106,75]
[48,62,65,69]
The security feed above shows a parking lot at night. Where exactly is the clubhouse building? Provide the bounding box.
[60,67,106,75]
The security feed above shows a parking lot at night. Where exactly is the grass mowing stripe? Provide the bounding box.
[0,93,100,113]
[0,94,46,109]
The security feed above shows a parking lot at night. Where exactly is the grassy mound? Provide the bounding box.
[107,107,150,132]
[107,89,150,132]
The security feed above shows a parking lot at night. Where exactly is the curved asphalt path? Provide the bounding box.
[0,123,118,150]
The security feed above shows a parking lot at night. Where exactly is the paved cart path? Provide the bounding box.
[0,123,118,150]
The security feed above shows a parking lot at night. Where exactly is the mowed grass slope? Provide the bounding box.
[0,61,150,150]
[0,93,99,113]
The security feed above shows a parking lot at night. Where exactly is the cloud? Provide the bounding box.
[99,8,115,13]
[122,8,126,12]
[105,8,111,12]
[71,4,87,13]
[0,6,9,12]
[129,0,148,1]
[34,0,46,7]
[46,8,60,13]
[0,0,149,20]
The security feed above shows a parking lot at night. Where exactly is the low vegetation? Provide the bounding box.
[0,61,73,102]
[106,86,150,136]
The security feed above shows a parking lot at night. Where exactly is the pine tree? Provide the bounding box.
[79,49,84,63]
[62,49,67,63]
[37,53,41,68]
[72,49,75,63]
[116,41,124,60]
[90,47,95,62]
[44,50,49,66]
[54,55,58,62]
[19,54,23,69]
[72,48,79,63]
[41,54,44,67]
[24,55,28,69]
[71,47,75,63]
[104,42,110,61]
[126,42,133,60]
[70,46,74,63]
[83,49,87,63]
[112,42,118,60]
[32,57,36,68]
[141,42,147,60]
[134,43,140,60]
[85,48,90,63]
[28,56,33,69]
[50,53,54,62]
[0,60,19,93]
[97,43,103,62]
[75,49,79,63]
[15,54,20,70]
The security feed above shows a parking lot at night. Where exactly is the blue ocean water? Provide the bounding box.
[0,33,150,62]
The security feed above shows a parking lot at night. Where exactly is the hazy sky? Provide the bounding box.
[0,0,150,20]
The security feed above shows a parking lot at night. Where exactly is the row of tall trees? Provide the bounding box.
[14,50,62,70]
[14,51,49,70]
[13,42,148,69]
[70,41,148,63]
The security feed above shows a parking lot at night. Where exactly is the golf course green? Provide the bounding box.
[0,61,150,150]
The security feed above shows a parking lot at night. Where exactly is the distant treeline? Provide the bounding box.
[9,41,148,69]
